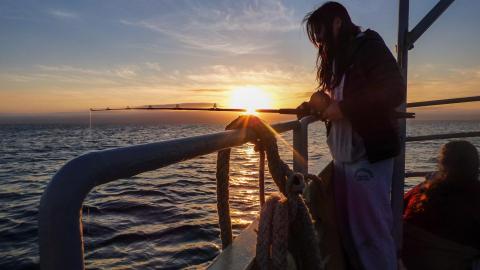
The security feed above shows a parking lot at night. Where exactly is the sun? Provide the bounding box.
[229,86,272,114]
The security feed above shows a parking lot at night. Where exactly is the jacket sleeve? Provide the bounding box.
[339,39,406,118]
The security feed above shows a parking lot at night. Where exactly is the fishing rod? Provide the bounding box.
[90,103,416,118]
[90,105,298,114]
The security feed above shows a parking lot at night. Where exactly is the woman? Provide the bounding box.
[301,2,405,269]
[403,140,480,269]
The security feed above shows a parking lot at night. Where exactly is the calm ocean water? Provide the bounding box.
[1,120,479,269]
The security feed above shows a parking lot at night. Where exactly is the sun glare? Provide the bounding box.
[229,86,272,115]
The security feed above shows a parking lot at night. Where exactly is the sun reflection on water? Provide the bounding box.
[242,143,256,157]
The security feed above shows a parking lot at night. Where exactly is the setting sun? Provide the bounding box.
[229,86,273,114]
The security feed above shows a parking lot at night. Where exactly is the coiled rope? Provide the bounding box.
[215,116,323,269]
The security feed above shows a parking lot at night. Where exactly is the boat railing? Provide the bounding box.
[209,96,480,269]
[38,115,318,270]
[39,95,480,269]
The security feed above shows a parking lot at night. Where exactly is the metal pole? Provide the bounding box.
[293,128,307,175]
[392,0,409,256]
[293,116,316,175]
[407,95,480,108]
[406,131,480,142]
[408,0,455,47]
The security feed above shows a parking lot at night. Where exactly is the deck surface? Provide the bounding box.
[208,219,258,270]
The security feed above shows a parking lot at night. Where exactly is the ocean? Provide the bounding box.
[1,120,479,269]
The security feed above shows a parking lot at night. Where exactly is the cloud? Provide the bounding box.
[0,61,317,109]
[188,88,229,93]
[36,64,139,79]
[113,66,137,79]
[185,64,312,86]
[48,9,78,19]
[120,0,300,55]
[145,62,163,72]
[187,0,298,33]
[408,64,480,102]
[1,65,143,87]
[37,65,103,75]
[121,20,270,55]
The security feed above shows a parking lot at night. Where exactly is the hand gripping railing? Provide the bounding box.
[38,116,318,270]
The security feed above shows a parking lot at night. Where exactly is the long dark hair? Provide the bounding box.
[411,141,479,213]
[303,2,360,91]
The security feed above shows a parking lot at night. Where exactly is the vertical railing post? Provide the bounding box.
[392,0,409,255]
[293,118,309,175]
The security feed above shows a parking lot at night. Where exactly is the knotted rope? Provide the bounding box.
[254,140,323,270]
[215,116,323,269]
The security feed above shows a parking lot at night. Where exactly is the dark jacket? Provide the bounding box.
[403,178,480,250]
[332,29,406,163]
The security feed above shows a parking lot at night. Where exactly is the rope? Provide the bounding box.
[216,148,233,248]
[256,194,283,268]
[215,116,272,249]
[255,167,323,269]
[215,116,323,269]
[259,150,266,207]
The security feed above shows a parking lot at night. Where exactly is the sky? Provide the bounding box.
[1,0,479,122]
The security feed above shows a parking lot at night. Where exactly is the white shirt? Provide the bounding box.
[326,75,366,163]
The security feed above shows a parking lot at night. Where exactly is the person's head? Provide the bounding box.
[437,140,479,184]
[303,2,360,90]
[413,140,479,212]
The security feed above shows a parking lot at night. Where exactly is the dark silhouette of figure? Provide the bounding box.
[301,2,405,269]
[403,140,480,269]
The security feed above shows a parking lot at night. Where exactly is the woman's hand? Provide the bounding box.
[297,91,332,120]
[309,91,331,119]
[322,102,343,120]
[296,102,311,119]
[226,115,275,142]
